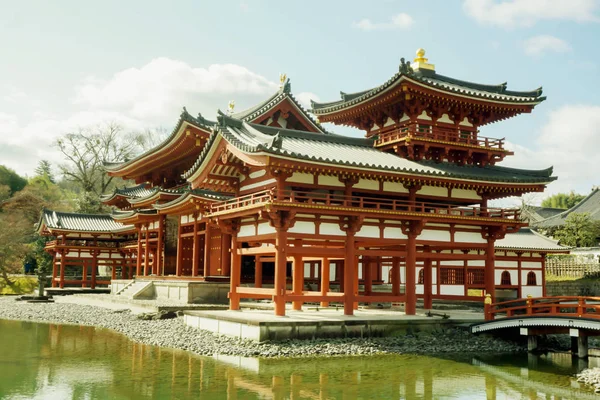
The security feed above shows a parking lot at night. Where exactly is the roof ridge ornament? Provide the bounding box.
[279,73,291,93]
[399,57,414,74]
[228,100,235,114]
[411,48,435,72]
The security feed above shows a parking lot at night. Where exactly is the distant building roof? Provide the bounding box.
[497,227,569,252]
[534,188,600,228]
[37,209,134,234]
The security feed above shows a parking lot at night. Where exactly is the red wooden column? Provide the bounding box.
[221,234,232,276]
[391,257,400,296]
[483,226,504,303]
[203,224,211,277]
[274,225,288,316]
[255,256,263,288]
[51,252,58,288]
[192,214,200,277]
[156,215,164,276]
[342,217,361,316]
[320,258,330,307]
[363,256,372,295]
[175,221,183,276]
[91,249,98,289]
[59,250,65,289]
[229,227,241,311]
[403,221,423,315]
[292,255,304,311]
[82,260,87,288]
[354,255,359,310]
[541,253,547,297]
[143,224,150,277]
[136,226,142,277]
[423,258,433,310]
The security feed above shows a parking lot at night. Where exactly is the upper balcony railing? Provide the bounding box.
[209,189,520,220]
[375,124,506,150]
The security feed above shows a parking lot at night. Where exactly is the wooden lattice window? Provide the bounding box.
[418,269,424,284]
[527,271,537,286]
[440,268,464,284]
[467,269,485,285]
[500,271,512,286]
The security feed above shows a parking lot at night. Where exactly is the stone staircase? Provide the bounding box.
[114,280,153,299]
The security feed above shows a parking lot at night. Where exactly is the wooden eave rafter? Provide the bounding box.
[128,191,182,209]
[318,78,537,127]
[266,156,549,198]
[252,97,321,133]
[108,122,210,181]
[113,213,159,225]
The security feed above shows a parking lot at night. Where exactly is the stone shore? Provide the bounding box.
[0,296,524,358]
[577,368,600,393]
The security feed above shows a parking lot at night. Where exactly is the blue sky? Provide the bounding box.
[1,0,599,202]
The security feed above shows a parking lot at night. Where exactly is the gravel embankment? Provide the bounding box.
[0,297,524,358]
[577,368,600,393]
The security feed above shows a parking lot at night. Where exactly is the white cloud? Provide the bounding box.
[1,58,281,176]
[294,92,320,110]
[463,0,600,28]
[74,58,278,125]
[502,105,600,200]
[354,13,414,31]
[523,35,571,56]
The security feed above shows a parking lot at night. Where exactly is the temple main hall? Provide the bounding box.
[37,50,567,316]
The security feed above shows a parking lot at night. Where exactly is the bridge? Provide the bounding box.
[471,296,600,358]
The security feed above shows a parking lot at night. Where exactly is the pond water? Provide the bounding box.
[0,319,597,399]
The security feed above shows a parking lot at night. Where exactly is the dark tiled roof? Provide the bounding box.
[128,186,189,205]
[231,79,329,134]
[153,189,231,210]
[38,209,133,233]
[100,184,157,202]
[183,114,556,185]
[311,58,545,114]
[497,227,568,251]
[104,108,216,172]
[534,189,600,228]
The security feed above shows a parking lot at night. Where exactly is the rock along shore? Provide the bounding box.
[0,296,524,358]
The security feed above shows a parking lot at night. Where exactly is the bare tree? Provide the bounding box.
[56,122,139,199]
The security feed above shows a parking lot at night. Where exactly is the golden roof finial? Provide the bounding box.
[414,48,427,63]
[279,73,287,88]
[228,100,235,114]
[411,48,435,72]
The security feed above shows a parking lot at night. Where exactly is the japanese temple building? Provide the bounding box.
[37,50,568,316]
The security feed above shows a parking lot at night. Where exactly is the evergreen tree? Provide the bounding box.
[0,165,27,194]
[541,191,586,209]
[34,160,55,183]
[553,213,600,247]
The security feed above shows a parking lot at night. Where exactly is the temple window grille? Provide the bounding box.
[527,271,537,286]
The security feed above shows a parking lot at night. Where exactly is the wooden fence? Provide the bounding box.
[546,257,600,279]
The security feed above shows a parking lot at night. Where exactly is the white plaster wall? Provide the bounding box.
[383,227,407,240]
[521,286,543,298]
[455,231,487,244]
[416,285,424,295]
[418,186,446,197]
[355,179,379,191]
[522,261,542,269]
[452,188,482,200]
[318,175,344,187]
[240,178,276,192]
[439,260,464,266]
[357,225,380,238]
[521,270,541,283]
[238,224,256,238]
[320,223,345,236]
[418,111,432,121]
[495,269,517,285]
[249,169,266,179]
[289,221,315,235]
[257,222,275,235]
[383,117,395,127]
[437,113,454,124]
[288,172,313,184]
[468,260,485,267]
[440,285,464,296]
[383,181,409,193]
[419,229,451,242]
[497,261,518,268]
[459,117,473,127]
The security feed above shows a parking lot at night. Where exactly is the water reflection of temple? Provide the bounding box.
[4,320,599,399]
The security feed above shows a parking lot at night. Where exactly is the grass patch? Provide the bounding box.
[0,276,38,295]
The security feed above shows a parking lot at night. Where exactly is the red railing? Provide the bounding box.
[375,125,505,150]
[484,296,600,321]
[209,189,520,220]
